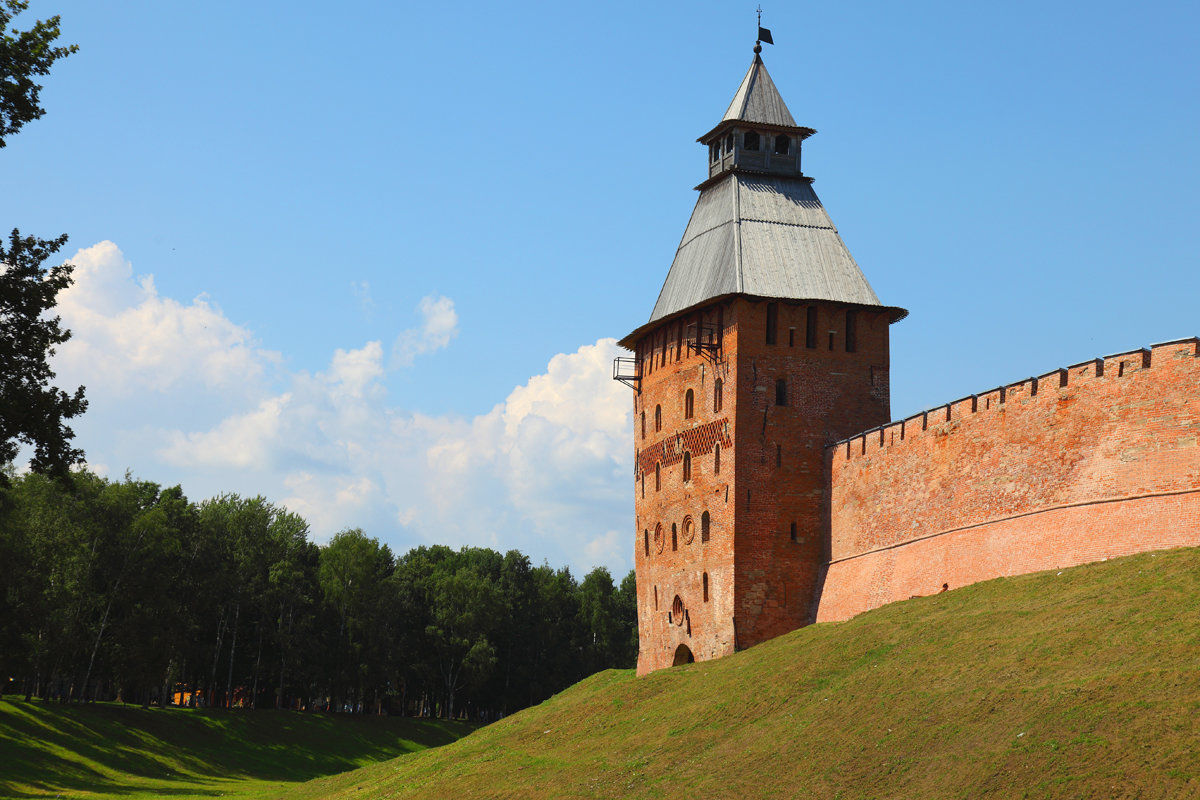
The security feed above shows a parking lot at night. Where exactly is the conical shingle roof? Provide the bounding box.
[721,54,797,128]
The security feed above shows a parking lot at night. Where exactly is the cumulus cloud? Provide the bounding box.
[159,394,292,469]
[57,241,274,396]
[49,243,634,577]
[392,295,458,367]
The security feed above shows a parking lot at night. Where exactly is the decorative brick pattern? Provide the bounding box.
[637,419,732,475]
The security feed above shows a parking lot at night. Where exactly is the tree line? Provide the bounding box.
[0,470,637,719]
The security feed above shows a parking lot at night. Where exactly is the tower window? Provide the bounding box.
[672,523,678,551]
[726,133,734,152]
[846,310,858,353]
[775,378,787,406]
[684,388,694,419]
[710,143,719,163]
[790,522,797,542]
[714,379,723,413]
[644,530,650,556]
[766,302,778,345]
[744,130,760,151]
[703,572,709,601]
[641,411,646,439]
[701,510,710,543]
[683,451,692,482]
[776,443,782,467]
[806,307,818,348]
[714,443,721,475]
[655,405,662,432]
[655,462,661,491]
[641,472,645,498]
[774,135,790,154]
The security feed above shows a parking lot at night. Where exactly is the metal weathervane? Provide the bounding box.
[755,5,773,53]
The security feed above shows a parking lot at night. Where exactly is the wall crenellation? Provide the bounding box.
[816,335,1200,624]
[830,337,1200,464]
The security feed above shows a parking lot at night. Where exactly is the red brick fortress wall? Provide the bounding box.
[816,338,1200,623]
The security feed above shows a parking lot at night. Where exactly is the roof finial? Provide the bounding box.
[754,6,773,54]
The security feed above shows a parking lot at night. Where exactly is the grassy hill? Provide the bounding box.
[0,699,474,798]
[288,547,1200,800]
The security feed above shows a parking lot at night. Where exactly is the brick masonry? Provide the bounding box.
[630,306,1200,671]
[633,297,892,674]
[816,337,1200,622]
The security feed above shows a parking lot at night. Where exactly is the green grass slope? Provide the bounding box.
[0,699,474,799]
[291,548,1200,800]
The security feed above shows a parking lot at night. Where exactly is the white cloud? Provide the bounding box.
[57,241,275,396]
[49,243,635,578]
[327,341,385,401]
[159,393,292,469]
[392,295,458,367]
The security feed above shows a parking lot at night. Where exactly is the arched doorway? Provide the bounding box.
[672,644,695,666]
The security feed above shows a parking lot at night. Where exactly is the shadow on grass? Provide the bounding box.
[0,699,475,798]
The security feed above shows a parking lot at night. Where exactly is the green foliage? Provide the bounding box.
[0,469,637,722]
[1,2,84,477]
[0,229,86,478]
[285,547,1200,800]
[0,0,77,146]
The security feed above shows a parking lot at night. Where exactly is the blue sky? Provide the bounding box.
[5,1,1198,577]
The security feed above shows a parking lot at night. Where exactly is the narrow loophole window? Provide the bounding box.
[644,530,649,557]
[672,523,678,551]
[714,443,721,475]
[703,572,710,602]
[701,510,710,543]
[682,451,692,482]
[655,405,662,433]
[655,462,661,491]
[714,379,723,413]
[790,522,797,542]
[775,378,787,406]
[640,411,646,439]
[684,389,694,419]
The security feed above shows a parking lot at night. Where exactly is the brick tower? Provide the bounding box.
[615,45,907,674]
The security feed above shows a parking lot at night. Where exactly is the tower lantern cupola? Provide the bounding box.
[699,54,815,184]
